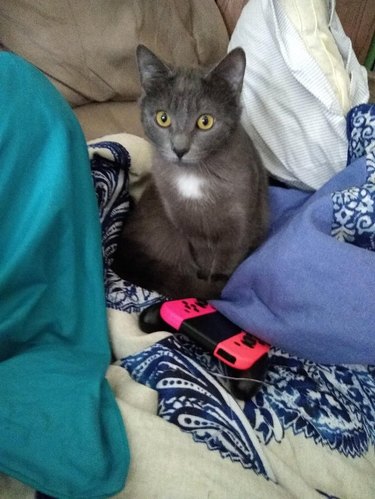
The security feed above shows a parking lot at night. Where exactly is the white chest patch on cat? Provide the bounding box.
[175,173,206,200]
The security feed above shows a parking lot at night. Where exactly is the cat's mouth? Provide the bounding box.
[154,143,205,164]
[159,151,188,163]
[162,149,203,165]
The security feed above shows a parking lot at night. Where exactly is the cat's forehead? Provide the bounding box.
[161,68,213,112]
[172,68,206,94]
[143,64,231,117]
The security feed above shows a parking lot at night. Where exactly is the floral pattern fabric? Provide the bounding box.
[332,105,375,249]
[89,105,375,485]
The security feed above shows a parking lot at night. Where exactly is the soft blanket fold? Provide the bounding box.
[0,53,129,498]
[214,104,375,365]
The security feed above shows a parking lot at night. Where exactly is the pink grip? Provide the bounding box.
[160,298,216,330]
[214,333,270,370]
[160,298,270,371]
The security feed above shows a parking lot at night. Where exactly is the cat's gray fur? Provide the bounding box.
[112,45,268,299]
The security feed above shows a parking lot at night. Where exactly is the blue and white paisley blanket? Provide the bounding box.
[89,105,375,498]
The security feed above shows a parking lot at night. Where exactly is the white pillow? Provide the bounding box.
[229,0,369,190]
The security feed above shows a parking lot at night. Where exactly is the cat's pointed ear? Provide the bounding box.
[208,47,246,95]
[136,44,171,91]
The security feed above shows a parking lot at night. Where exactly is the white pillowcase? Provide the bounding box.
[229,0,369,190]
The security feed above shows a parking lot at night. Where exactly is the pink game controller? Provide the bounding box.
[160,298,270,370]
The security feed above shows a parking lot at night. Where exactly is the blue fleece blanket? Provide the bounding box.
[214,104,375,365]
[0,53,129,498]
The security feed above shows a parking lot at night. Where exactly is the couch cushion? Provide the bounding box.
[74,101,144,140]
[0,0,228,106]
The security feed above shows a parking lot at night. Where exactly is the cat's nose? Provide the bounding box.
[172,133,190,159]
[173,146,188,159]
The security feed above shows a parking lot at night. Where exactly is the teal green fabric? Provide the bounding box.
[0,53,129,497]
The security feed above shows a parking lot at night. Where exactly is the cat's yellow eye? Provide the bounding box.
[155,111,171,128]
[196,114,214,131]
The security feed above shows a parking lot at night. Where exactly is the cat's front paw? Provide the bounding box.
[197,269,210,280]
[211,273,229,283]
[196,271,229,283]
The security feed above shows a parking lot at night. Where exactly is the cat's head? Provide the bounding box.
[136,45,246,164]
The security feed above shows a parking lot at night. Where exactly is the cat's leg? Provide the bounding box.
[112,201,195,297]
[209,229,252,284]
[187,238,215,281]
[112,234,164,292]
[188,234,242,280]
[114,233,223,299]
[186,237,231,298]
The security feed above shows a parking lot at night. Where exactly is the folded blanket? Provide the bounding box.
[0,53,129,498]
[88,134,162,313]
[214,104,375,365]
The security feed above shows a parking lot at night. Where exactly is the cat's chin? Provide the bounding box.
[160,154,191,165]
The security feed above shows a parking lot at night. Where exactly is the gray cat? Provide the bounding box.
[112,45,268,299]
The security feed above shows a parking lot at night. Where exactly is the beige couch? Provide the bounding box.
[0,0,246,140]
